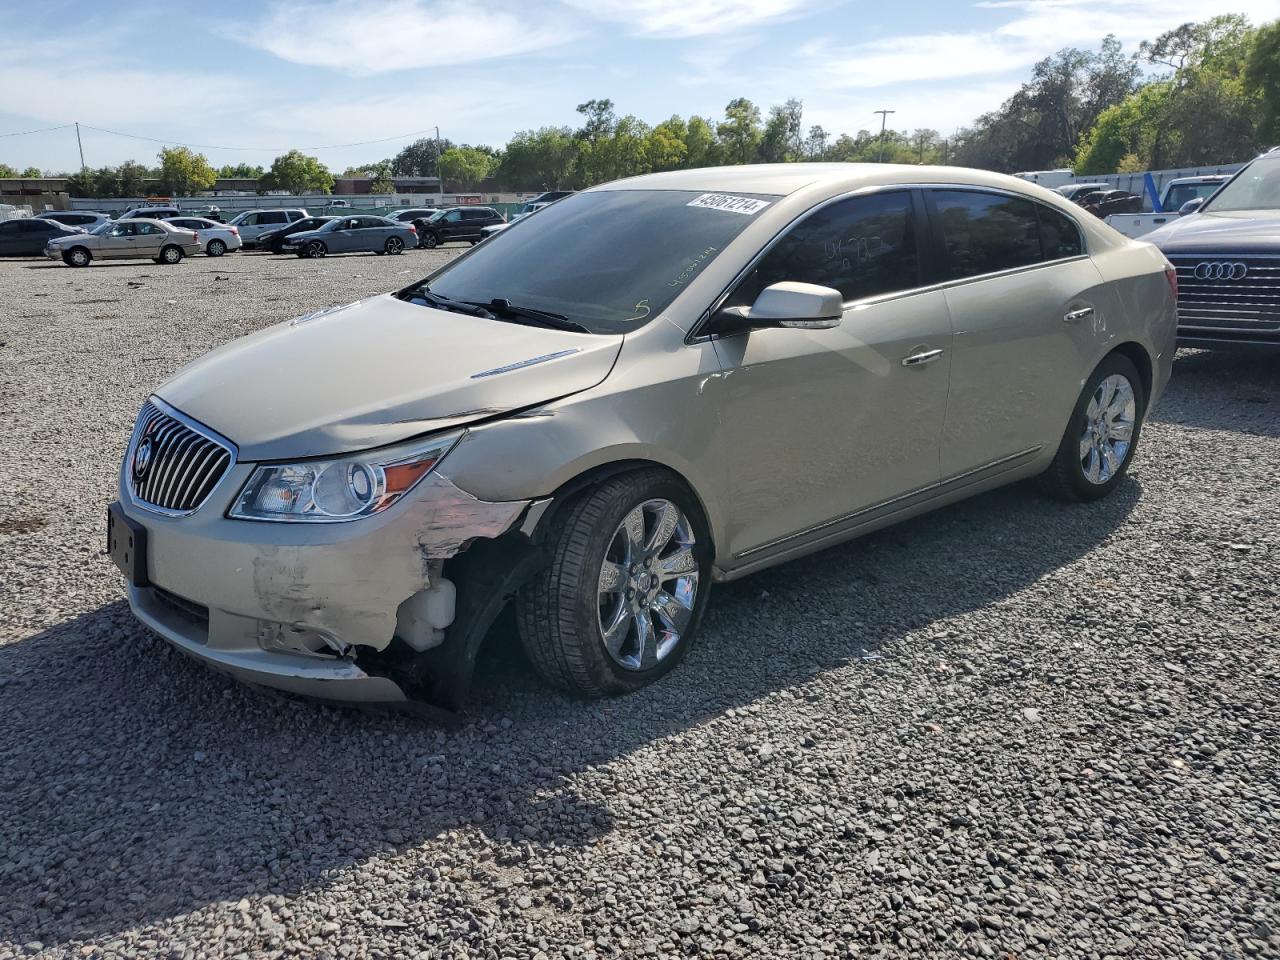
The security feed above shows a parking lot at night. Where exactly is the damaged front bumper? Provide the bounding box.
[116,467,538,710]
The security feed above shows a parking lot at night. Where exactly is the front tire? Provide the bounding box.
[421,232,439,249]
[1038,352,1145,502]
[66,247,91,267]
[516,470,712,697]
[206,239,226,257]
[306,240,327,259]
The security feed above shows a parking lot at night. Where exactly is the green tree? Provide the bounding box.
[20,165,42,177]
[367,160,395,194]
[645,116,689,171]
[217,162,264,179]
[757,98,804,163]
[437,147,493,186]
[683,116,718,168]
[1245,20,1280,145]
[261,150,334,195]
[392,137,453,177]
[157,146,217,196]
[0,163,16,177]
[718,98,762,165]
[116,160,151,196]
[803,125,829,160]
[494,127,577,190]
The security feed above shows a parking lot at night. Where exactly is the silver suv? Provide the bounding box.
[108,165,1176,711]
[226,208,309,247]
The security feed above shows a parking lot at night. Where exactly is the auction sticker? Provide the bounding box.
[687,193,771,215]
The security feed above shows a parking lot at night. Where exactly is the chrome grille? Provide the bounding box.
[127,400,234,514]
[1170,255,1280,332]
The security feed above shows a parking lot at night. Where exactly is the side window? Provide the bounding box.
[932,190,1042,280]
[287,211,302,221]
[240,213,259,226]
[135,223,158,235]
[21,220,54,233]
[1037,205,1082,260]
[111,223,135,237]
[443,210,462,222]
[727,191,920,307]
[261,212,287,225]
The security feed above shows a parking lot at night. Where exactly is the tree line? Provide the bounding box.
[4,15,1276,197]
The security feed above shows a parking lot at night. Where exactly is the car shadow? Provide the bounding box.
[1152,347,1280,437]
[0,479,1140,946]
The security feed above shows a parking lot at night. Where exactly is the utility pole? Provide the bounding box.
[75,121,86,172]
[435,125,443,201]
[874,109,895,163]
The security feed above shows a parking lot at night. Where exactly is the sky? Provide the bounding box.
[1,0,1274,174]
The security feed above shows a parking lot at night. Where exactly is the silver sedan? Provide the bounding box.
[109,164,1175,709]
[45,219,202,266]
[282,215,417,258]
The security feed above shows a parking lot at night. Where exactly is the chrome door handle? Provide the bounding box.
[1064,306,1094,324]
[901,348,944,367]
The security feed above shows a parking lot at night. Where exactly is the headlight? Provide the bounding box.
[229,430,462,522]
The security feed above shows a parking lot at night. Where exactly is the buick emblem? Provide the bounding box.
[1193,261,1248,281]
[133,436,155,479]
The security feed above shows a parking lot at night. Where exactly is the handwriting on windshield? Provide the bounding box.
[626,300,651,323]
[667,246,717,288]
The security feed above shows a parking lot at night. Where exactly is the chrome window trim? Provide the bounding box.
[123,395,239,519]
[688,182,1090,343]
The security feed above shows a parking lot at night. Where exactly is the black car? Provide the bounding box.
[1093,190,1141,217]
[0,217,83,257]
[256,216,336,254]
[1144,146,1280,348]
[413,206,504,248]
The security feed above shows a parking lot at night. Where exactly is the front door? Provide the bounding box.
[923,188,1103,479]
[708,189,953,561]
[99,222,138,259]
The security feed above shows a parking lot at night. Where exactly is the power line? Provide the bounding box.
[76,123,443,153]
[0,122,76,139]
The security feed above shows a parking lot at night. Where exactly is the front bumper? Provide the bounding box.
[118,464,531,703]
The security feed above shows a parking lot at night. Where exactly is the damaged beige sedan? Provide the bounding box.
[108,164,1177,711]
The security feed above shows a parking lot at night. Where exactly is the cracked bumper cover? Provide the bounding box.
[118,466,531,704]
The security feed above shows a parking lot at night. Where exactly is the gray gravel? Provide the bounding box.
[1,250,1278,960]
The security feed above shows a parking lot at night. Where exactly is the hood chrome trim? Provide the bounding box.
[470,348,582,379]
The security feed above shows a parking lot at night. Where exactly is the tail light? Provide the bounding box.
[1164,264,1178,300]
[229,227,239,236]
[192,231,199,244]
[407,225,417,233]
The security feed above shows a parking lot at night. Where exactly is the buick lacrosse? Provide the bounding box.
[108,164,1176,710]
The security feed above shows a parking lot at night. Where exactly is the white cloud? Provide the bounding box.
[233,0,574,74]
[563,0,821,37]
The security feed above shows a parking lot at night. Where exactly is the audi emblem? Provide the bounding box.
[1193,261,1248,281]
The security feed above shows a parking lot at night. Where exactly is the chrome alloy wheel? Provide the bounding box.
[1079,373,1136,484]
[596,499,699,671]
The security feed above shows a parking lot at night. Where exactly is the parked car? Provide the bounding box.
[282,215,416,258]
[387,208,439,223]
[1105,175,1231,239]
[107,164,1175,710]
[256,216,336,255]
[525,190,575,204]
[1056,182,1110,203]
[165,216,242,256]
[1143,146,1280,347]
[36,211,111,231]
[45,218,201,266]
[117,206,182,221]
[1079,190,1140,217]
[226,209,309,248]
[480,201,550,240]
[0,217,84,256]
[413,206,504,248]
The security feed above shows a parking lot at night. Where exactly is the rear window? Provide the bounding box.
[414,189,777,335]
[932,190,1043,280]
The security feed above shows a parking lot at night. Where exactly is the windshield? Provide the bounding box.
[90,222,114,235]
[409,189,776,334]
[1203,156,1280,213]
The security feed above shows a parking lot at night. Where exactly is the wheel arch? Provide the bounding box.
[1108,340,1153,407]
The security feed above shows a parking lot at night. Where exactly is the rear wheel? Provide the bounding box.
[384,236,404,255]
[306,240,327,259]
[1038,352,1145,502]
[158,244,183,265]
[516,469,712,697]
[206,239,226,257]
[66,247,91,267]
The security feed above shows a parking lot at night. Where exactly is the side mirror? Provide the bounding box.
[1178,197,1205,215]
[713,282,843,334]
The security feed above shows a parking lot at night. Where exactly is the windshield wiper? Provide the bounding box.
[406,287,495,319]
[470,298,591,334]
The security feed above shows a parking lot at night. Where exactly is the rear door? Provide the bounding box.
[924,188,1102,479]
[0,220,22,255]
[133,221,165,257]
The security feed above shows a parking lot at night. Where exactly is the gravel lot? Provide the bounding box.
[1,250,1277,960]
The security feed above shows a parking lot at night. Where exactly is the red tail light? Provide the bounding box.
[407,225,417,233]
[193,231,199,244]
[1164,264,1178,300]
[229,227,239,236]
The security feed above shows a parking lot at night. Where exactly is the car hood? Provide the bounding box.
[155,293,622,461]
[1144,211,1280,254]
[282,229,328,243]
